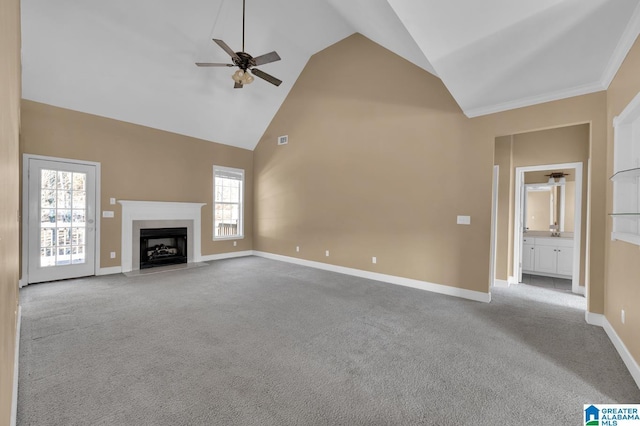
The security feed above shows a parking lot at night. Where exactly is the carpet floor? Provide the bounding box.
[17,256,640,425]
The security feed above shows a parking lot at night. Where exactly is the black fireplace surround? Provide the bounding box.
[140,227,187,269]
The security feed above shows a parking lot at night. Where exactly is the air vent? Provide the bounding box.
[277,135,288,145]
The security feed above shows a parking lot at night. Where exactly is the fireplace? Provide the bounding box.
[119,201,205,273]
[139,227,187,269]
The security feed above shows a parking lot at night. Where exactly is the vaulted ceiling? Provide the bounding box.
[21,0,640,150]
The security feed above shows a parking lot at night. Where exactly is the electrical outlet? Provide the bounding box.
[372,257,377,264]
[233,241,237,246]
[325,250,329,257]
[296,246,300,252]
[110,252,116,259]
[621,309,625,324]
[278,135,288,145]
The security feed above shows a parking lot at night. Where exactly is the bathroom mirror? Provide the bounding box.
[524,172,575,233]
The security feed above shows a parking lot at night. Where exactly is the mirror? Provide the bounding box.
[524,171,575,233]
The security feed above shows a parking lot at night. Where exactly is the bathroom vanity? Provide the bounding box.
[522,236,573,278]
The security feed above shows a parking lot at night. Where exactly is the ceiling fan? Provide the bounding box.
[544,172,570,178]
[195,0,282,89]
[544,171,570,184]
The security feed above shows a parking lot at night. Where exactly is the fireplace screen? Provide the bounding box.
[139,227,187,269]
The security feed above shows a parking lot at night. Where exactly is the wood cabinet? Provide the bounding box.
[522,237,573,278]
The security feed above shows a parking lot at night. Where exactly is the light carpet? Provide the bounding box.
[18,256,640,425]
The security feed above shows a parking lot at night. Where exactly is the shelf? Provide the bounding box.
[611,232,640,246]
[610,167,640,181]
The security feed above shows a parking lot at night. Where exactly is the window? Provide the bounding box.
[213,166,244,239]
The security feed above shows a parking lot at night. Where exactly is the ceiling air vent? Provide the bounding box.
[277,135,288,145]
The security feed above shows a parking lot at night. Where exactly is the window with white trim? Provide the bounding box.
[213,166,244,239]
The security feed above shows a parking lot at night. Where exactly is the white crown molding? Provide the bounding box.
[464,81,605,118]
[11,305,21,426]
[600,2,640,90]
[253,251,491,303]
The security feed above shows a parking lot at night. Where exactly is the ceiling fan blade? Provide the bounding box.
[251,68,282,87]
[195,62,235,67]
[213,39,240,61]
[234,82,243,89]
[253,51,281,66]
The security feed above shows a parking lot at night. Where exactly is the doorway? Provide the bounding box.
[23,155,100,284]
[513,162,583,294]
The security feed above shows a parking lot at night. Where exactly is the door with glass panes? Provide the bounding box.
[27,158,96,283]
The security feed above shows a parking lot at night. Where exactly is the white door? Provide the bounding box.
[27,158,97,283]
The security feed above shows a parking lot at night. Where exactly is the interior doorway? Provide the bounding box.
[513,162,583,295]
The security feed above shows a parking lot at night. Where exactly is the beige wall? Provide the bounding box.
[21,101,254,269]
[494,124,590,284]
[0,0,21,422]
[605,35,640,365]
[254,34,491,292]
[494,136,513,282]
[16,30,639,388]
[253,32,609,307]
[474,93,607,315]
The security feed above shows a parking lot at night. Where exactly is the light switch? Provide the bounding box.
[102,211,114,218]
[457,215,471,225]
[110,198,116,205]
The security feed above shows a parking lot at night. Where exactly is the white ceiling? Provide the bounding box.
[21,0,640,150]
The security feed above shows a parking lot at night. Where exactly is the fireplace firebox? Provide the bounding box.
[140,227,187,269]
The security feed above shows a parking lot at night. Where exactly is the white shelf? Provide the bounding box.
[611,232,640,246]
[610,167,640,181]
[611,91,640,246]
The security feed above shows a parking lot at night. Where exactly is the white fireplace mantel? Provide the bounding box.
[119,201,206,272]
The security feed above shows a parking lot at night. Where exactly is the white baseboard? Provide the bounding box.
[253,251,491,303]
[585,312,605,327]
[603,317,640,389]
[11,305,21,426]
[508,276,518,285]
[97,266,123,276]
[200,250,254,262]
[586,311,640,389]
[493,279,509,288]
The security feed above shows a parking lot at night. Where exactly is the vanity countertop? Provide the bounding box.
[524,231,574,240]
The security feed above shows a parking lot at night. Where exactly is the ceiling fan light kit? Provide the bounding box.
[232,69,254,85]
[196,0,282,89]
